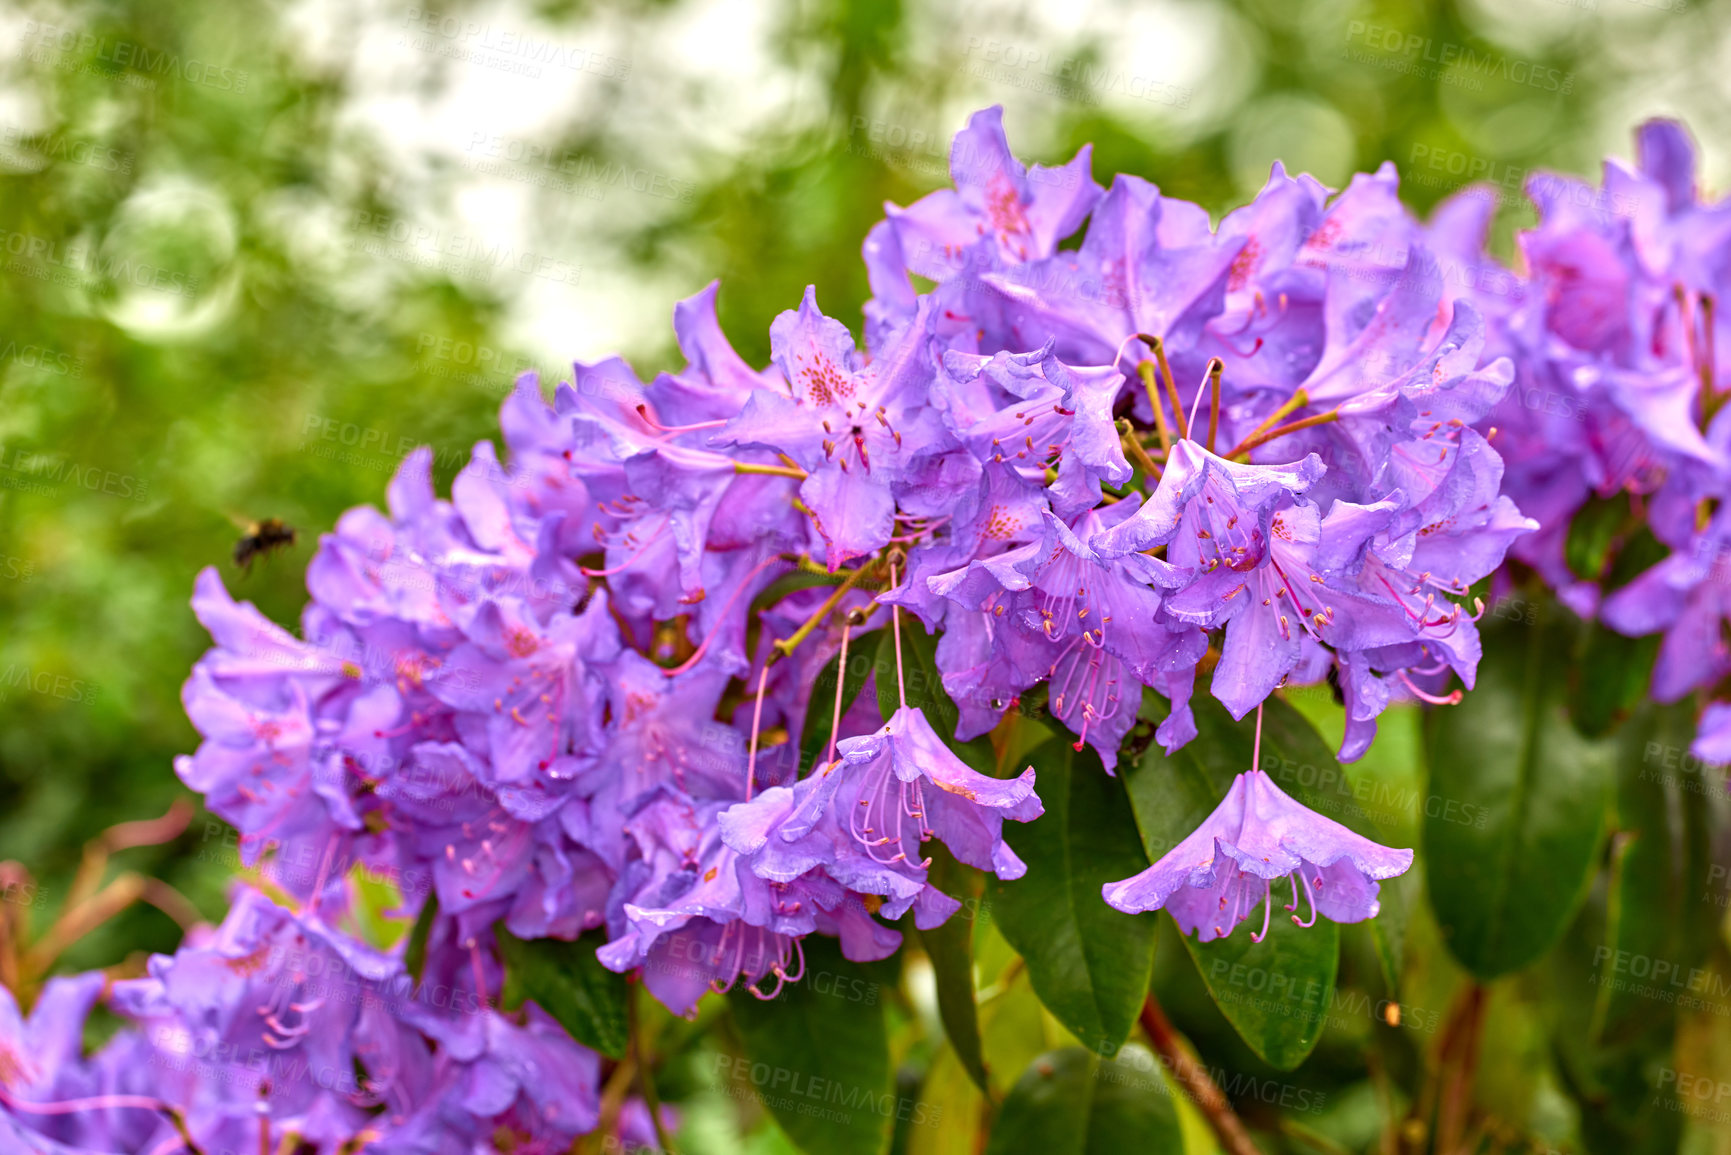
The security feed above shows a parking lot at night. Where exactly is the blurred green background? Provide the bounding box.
[0,0,1722,1021]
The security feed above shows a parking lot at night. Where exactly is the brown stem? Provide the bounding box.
[630,984,677,1155]
[1135,360,1174,453]
[769,562,873,663]
[1119,419,1162,479]
[67,799,195,912]
[1150,336,1189,441]
[23,873,147,978]
[101,798,195,853]
[139,879,203,932]
[1227,409,1340,460]
[1139,995,1263,1155]
[734,461,807,480]
[1205,358,1223,454]
[586,1051,638,1155]
[1365,1048,1399,1155]
[0,861,31,995]
[1434,983,1487,1154]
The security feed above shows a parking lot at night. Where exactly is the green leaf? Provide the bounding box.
[493,925,630,1059]
[1368,872,1411,1002]
[404,893,436,982]
[729,935,892,1155]
[1568,619,1659,739]
[989,736,1157,1058]
[1603,522,1671,592]
[1564,495,1627,582]
[1124,691,1352,1068]
[1424,600,1615,980]
[917,843,991,1094]
[1592,700,1717,1042]
[800,628,878,771]
[1182,910,1340,1071]
[983,1048,1184,1155]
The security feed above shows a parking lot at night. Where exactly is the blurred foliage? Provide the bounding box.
[3,0,1731,1149]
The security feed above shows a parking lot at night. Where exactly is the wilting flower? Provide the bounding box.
[1102,764,1413,942]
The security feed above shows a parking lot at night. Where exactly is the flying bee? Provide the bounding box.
[232,517,298,573]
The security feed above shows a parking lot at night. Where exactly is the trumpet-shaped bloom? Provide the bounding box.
[720,706,1042,920]
[1102,769,1413,942]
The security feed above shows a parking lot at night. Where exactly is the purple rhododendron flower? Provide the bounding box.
[1101,723,1413,941]
[720,705,1042,923]
[133,102,1589,1149]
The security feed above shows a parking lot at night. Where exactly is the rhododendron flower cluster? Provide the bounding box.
[1430,120,1731,764]
[9,104,1615,1151]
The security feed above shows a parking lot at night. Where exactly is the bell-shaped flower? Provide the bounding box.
[719,705,1041,920]
[598,792,898,1018]
[1102,769,1413,941]
[932,501,1203,763]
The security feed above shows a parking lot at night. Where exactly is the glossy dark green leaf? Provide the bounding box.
[989,737,1157,1058]
[1603,523,1671,592]
[1568,619,1659,739]
[1564,495,1628,582]
[800,627,878,772]
[1593,700,1717,1042]
[1124,692,1356,1068]
[1424,602,1614,980]
[916,843,991,1094]
[983,1047,1183,1155]
[1182,908,1340,1071]
[404,893,437,982]
[1368,872,1410,1002]
[729,935,892,1155]
[494,925,630,1059]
